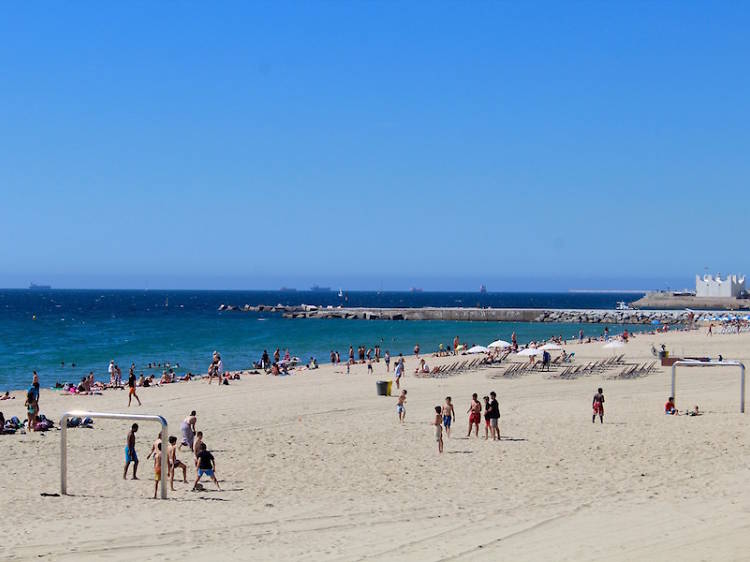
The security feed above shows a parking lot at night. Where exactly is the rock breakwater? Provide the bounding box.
[217,304,691,325]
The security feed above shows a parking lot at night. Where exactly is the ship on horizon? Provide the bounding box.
[479,284,487,294]
[279,287,297,292]
[310,285,331,292]
[29,283,52,290]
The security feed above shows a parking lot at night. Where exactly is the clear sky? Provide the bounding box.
[1,2,748,291]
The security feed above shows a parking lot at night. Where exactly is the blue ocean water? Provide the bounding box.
[0,289,644,390]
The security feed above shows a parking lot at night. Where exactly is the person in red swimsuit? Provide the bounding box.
[467,393,481,437]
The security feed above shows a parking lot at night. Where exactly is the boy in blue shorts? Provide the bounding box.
[441,396,455,438]
[193,442,221,491]
[123,423,139,480]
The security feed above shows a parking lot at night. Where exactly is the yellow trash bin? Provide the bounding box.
[386,381,393,396]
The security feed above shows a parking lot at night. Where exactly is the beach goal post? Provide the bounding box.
[60,411,169,499]
[670,361,745,413]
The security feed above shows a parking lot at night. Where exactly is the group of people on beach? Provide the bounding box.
[123,410,221,498]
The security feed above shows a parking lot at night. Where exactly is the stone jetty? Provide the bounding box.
[217,304,691,325]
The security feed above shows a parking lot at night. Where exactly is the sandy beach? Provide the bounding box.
[1,327,749,561]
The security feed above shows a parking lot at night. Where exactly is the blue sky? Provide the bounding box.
[1,2,748,291]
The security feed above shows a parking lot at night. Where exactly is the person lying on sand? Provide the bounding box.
[1,391,13,400]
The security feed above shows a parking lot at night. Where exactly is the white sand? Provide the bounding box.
[1,328,749,561]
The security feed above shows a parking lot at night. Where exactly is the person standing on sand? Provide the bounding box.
[592,387,605,423]
[467,393,481,437]
[433,406,443,453]
[396,390,407,423]
[442,396,455,438]
[193,442,221,491]
[414,343,420,357]
[25,378,39,432]
[579,329,584,343]
[488,391,500,440]
[124,423,139,479]
[384,350,391,372]
[127,367,141,407]
[180,411,197,450]
[152,442,162,499]
[482,396,491,440]
[453,336,460,356]
[193,431,204,465]
[274,348,280,363]
[707,323,713,336]
[168,436,188,489]
[394,357,403,389]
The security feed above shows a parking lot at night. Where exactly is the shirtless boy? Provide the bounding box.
[127,368,141,407]
[168,435,188,490]
[146,432,161,461]
[433,406,443,453]
[441,396,455,438]
[153,442,162,499]
[193,431,204,464]
[396,390,407,423]
[592,387,605,424]
[123,423,139,479]
[467,393,481,437]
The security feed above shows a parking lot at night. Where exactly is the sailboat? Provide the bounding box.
[338,288,344,298]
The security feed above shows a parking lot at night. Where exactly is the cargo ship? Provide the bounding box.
[29,283,52,290]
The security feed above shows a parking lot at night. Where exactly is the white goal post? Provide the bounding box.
[670,360,745,413]
[60,410,169,499]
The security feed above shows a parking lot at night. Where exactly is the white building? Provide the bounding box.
[695,274,746,297]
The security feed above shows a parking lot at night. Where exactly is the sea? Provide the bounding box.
[0,289,645,390]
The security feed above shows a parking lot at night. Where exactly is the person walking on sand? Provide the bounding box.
[394,357,403,390]
[396,389,407,423]
[482,396,491,440]
[123,423,139,479]
[433,406,443,453]
[127,367,141,407]
[193,442,221,491]
[441,396,455,438]
[384,350,391,372]
[707,323,713,336]
[467,393,481,437]
[592,387,605,424]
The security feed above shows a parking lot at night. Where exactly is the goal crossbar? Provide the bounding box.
[670,360,746,413]
[60,410,169,499]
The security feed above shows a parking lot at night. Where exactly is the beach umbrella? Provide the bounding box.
[467,345,490,354]
[540,343,562,351]
[516,348,542,356]
[488,339,512,349]
[603,341,625,349]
